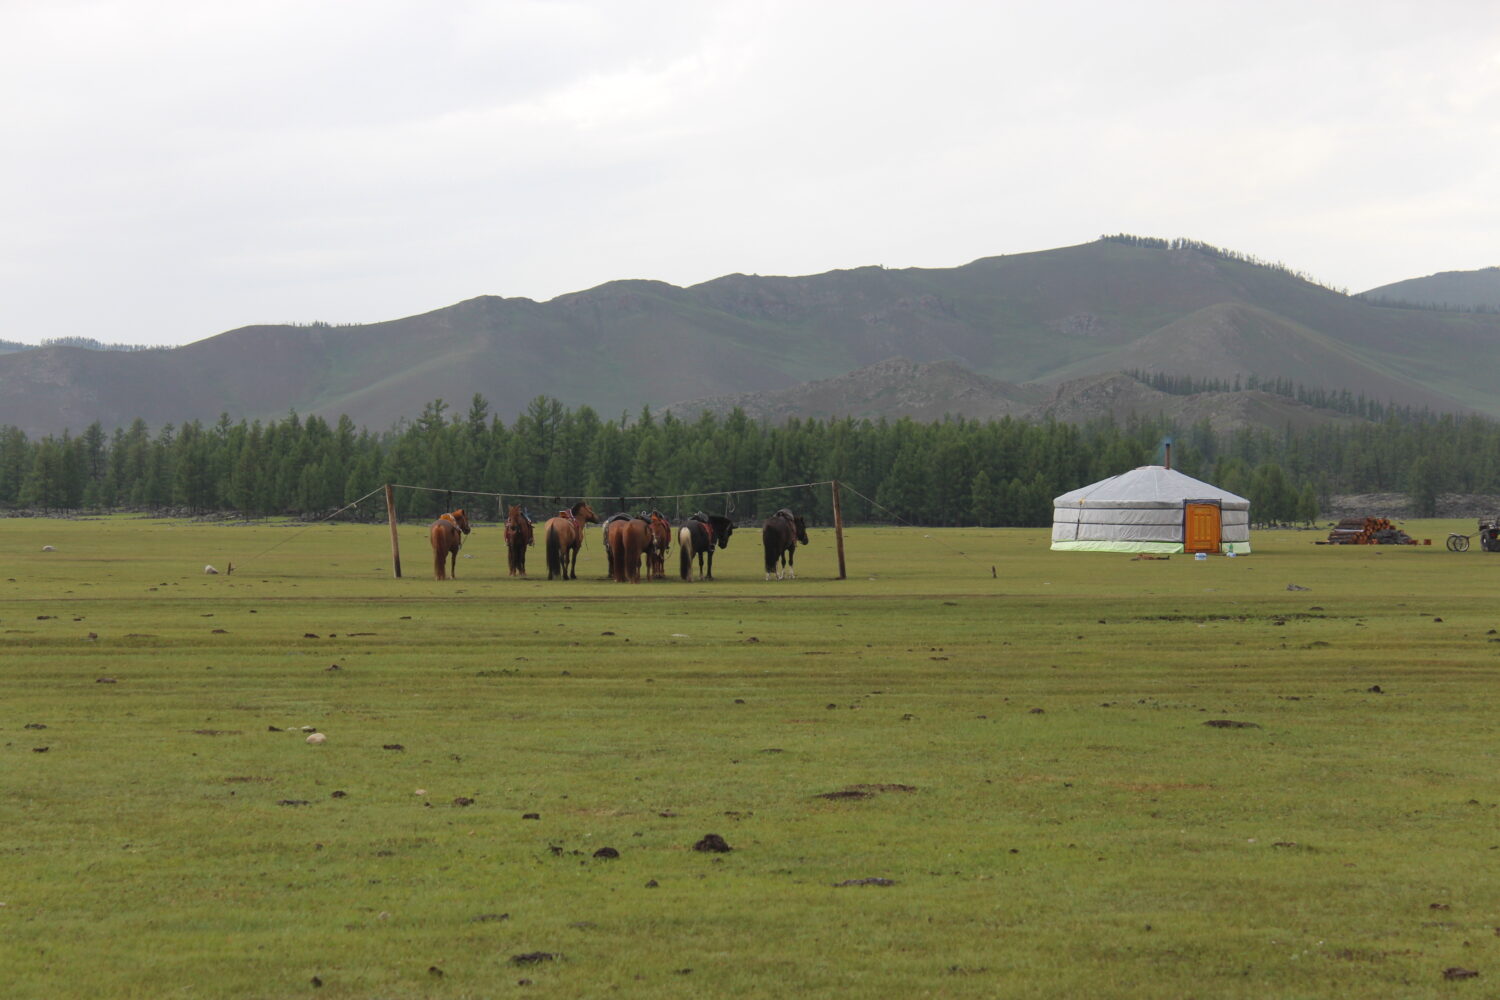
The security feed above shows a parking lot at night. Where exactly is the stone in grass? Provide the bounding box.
[1202,720,1260,729]
[510,952,558,966]
[306,732,327,745]
[693,833,732,853]
[834,877,896,887]
[592,847,619,859]
[1442,967,1479,980]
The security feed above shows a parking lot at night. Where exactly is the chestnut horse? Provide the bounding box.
[429,508,472,580]
[544,501,598,580]
[678,512,735,581]
[762,508,810,580]
[645,511,672,580]
[600,512,633,579]
[504,504,534,577]
[607,516,650,583]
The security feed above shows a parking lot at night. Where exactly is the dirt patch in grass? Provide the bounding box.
[1109,782,1214,792]
[816,783,918,800]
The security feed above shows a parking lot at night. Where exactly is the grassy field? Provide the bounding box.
[3,515,1499,998]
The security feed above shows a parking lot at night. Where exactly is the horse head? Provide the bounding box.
[793,515,809,545]
[574,501,599,524]
[647,512,671,551]
[710,515,735,548]
[451,509,472,534]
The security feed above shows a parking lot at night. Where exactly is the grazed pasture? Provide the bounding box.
[3,516,1499,998]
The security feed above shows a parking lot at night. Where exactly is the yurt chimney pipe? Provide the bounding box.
[1165,442,1172,470]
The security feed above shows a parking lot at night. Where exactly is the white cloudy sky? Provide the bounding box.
[3,0,1498,346]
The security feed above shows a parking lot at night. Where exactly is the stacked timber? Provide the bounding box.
[1327,517,1416,545]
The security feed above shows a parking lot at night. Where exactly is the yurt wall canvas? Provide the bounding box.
[1051,465,1251,554]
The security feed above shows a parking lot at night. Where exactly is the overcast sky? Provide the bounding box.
[4,1,1498,347]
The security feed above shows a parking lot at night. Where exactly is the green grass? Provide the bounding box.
[3,516,1499,998]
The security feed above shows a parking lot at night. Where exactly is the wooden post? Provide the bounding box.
[384,483,402,579]
[831,479,847,580]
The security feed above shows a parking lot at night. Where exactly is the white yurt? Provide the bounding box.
[1051,465,1250,554]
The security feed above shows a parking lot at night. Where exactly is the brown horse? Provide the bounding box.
[607,516,649,583]
[504,504,533,577]
[762,508,810,580]
[544,501,598,580]
[645,511,672,580]
[429,508,472,580]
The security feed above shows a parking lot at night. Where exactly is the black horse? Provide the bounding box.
[762,508,810,580]
[678,512,735,580]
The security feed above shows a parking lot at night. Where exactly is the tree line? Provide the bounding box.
[1099,234,1345,293]
[2,394,1497,525]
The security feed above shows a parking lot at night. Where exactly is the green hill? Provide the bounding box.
[4,238,1500,436]
[1362,266,1500,311]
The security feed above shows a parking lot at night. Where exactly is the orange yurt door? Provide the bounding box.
[1183,501,1222,553]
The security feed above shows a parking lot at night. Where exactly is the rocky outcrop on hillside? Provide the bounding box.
[1031,373,1356,432]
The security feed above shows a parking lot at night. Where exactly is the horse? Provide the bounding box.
[762,508,810,580]
[678,512,735,581]
[599,512,634,579]
[429,508,472,580]
[606,515,650,583]
[543,501,598,580]
[504,504,534,577]
[645,511,672,580]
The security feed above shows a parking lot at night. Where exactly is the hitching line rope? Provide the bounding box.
[390,481,834,503]
[836,481,984,566]
[231,485,389,570]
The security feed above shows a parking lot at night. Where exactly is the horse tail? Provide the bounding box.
[430,524,445,580]
[763,526,778,576]
[678,526,694,580]
[546,523,562,579]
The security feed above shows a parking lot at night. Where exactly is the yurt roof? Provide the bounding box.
[1053,465,1249,510]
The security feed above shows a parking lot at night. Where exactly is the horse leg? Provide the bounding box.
[786,546,795,580]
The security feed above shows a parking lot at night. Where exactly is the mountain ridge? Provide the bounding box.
[5,239,1500,436]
